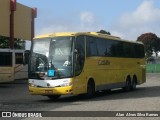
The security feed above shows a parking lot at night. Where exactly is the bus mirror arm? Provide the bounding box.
[23,50,30,65]
[74,49,78,64]
[23,56,27,65]
[74,49,78,54]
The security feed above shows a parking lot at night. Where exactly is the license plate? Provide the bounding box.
[45,90,53,94]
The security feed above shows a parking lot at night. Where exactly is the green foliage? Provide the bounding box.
[97,30,111,35]
[0,36,25,49]
[14,38,25,49]
[137,33,160,57]
[0,36,10,48]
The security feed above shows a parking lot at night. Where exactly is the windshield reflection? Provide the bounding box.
[29,37,74,79]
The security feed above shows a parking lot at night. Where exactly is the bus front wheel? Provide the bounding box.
[85,81,95,98]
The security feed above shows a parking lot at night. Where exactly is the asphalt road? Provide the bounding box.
[0,73,160,120]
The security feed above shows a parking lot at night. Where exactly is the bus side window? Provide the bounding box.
[75,35,85,76]
[0,52,12,66]
[86,36,98,57]
[15,53,23,64]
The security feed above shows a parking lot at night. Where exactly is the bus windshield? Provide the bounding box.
[29,37,74,79]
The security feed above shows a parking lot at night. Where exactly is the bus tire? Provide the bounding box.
[85,80,95,98]
[131,76,137,90]
[124,77,131,91]
[47,95,61,100]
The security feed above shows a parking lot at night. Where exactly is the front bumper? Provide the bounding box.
[29,86,73,95]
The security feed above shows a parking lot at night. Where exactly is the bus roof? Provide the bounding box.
[34,32,119,39]
[34,32,143,45]
[34,32,76,38]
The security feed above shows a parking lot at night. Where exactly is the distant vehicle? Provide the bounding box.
[0,49,28,83]
[28,32,146,100]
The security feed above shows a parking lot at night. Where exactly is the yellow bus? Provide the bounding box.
[28,32,146,99]
[0,49,28,83]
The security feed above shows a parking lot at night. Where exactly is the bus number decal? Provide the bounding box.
[98,60,110,65]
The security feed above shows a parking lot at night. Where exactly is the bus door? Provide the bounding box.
[73,35,86,94]
[14,51,28,79]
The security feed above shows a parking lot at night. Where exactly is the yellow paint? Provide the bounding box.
[30,32,146,96]
[34,32,77,39]
[29,86,73,95]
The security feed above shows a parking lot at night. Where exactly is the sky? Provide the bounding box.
[17,0,160,41]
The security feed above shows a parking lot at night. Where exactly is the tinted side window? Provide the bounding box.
[86,36,98,57]
[123,42,132,58]
[116,41,124,57]
[97,38,107,56]
[15,53,23,64]
[132,44,138,58]
[132,44,144,58]
[86,36,145,58]
[139,44,145,58]
[107,40,119,57]
[0,52,12,66]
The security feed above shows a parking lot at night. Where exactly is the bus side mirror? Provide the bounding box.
[23,50,30,65]
[74,49,78,61]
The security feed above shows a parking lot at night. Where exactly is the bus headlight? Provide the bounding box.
[29,83,37,87]
[60,82,73,87]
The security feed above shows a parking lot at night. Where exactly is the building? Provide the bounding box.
[0,0,37,48]
[0,0,37,81]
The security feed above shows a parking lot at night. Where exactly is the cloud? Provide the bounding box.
[80,12,94,26]
[111,31,125,39]
[38,23,71,35]
[110,0,160,40]
[37,11,104,35]
[37,0,160,41]
[37,17,75,35]
[79,12,106,31]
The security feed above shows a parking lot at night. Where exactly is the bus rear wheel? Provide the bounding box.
[123,77,131,91]
[47,95,61,100]
[131,76,137,90]
[85,81,95,98]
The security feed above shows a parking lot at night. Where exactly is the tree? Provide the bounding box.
[157,37,160,55]
[97,30,111,35]
[137,33,160,57]
[0,36,10,48]
[0,36,25,49]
